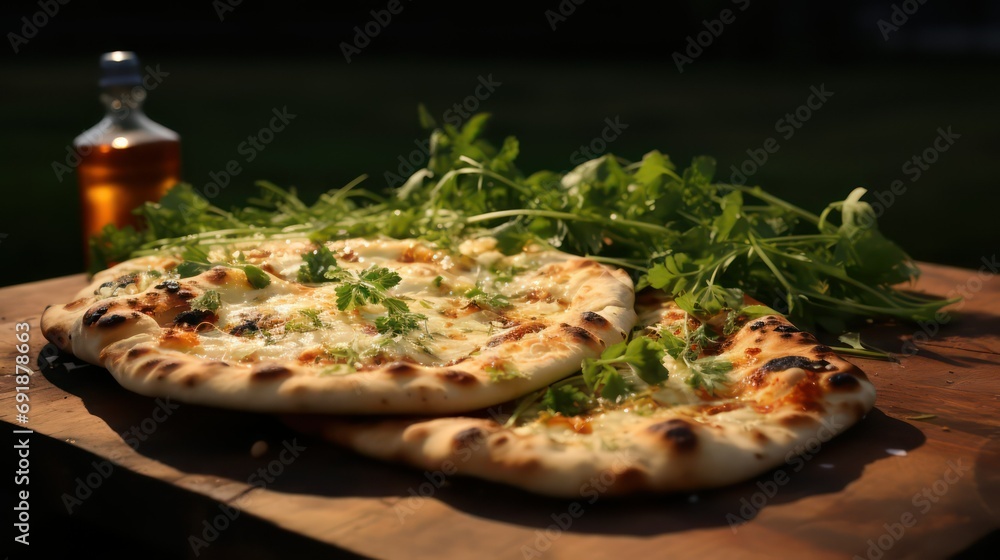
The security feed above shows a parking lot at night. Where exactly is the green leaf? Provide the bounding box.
[485,360,524,382]
[298,245,341,283]
[687,357,732,394]
[190,290,221,312]
[417,103,436,130]
[360,266,402,291]
[375,311,426,336]
[623,337,668,386]
[240,265,271,289]
[599,370,629,400]
[739,305,782,319]
[541,385,590,417]
[712,190,744,242]
[335,283,365,311]
[658,331,687,360]
[465,287,510,310]
[838,331,864,350]
[176,261,211,278]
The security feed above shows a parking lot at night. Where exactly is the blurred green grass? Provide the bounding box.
[2,54,997,287]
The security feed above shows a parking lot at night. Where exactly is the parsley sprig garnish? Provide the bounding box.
[94,109,957,338]
[175,246,271,289]
[294,245,426,336]
[332,265,426,337]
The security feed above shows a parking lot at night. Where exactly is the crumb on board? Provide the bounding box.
[251,440,268,458]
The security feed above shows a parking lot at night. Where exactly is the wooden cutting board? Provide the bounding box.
[2,262,998,559]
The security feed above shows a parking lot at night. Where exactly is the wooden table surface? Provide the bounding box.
[2,263,999,559]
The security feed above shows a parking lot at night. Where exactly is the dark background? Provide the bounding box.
[2,1,999,287]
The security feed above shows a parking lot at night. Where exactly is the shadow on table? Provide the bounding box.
[39,343,925,538]
[859,311,1000,364]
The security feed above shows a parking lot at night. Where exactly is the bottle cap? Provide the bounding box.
[98,51,143,88]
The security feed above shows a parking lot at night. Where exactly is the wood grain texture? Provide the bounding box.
[2,263,998,559]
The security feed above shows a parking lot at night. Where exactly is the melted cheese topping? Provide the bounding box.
[175,238,578,370]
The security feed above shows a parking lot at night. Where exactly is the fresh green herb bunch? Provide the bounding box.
[89,107,955,335]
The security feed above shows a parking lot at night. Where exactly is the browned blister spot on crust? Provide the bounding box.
[610,467,648,494]
[438,370,478,386]
[812,345,834,358]
[157,361,182,374]
[779,413,818,427]
[96,314,128,328]
[826,371,860,390]
[228,317,261,336]
[174,309,217,328]
[127,347,152,359]
[384,362,419,376]
[452,427,487,451]
[751,429,770,444]
[64,297,91,310]
[559,324,600,349]
[155,280,181,293]
[487,322,546,347]
[83,304,110,327]
[45,324,67,346]
[181,374,203,387]
[581,311,609,328]
[204,267,230,285]
[252,364,294,381]
[647,419,698,452]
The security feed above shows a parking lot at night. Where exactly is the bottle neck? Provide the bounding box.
[100,85,147,123]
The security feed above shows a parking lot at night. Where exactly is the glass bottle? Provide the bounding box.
[74,50,181,263]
